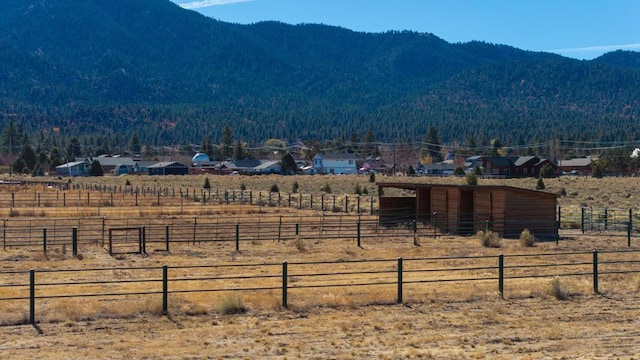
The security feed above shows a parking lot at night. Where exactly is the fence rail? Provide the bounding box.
[2,207,640,254]
[0,181,378,216]
[2,249,640,325]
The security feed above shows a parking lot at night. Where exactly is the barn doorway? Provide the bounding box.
[459,190,474,235]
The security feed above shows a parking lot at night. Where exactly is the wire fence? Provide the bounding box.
[1,249,640,325]
[0,181,378,217]
[0,214,434,254]
[2,206,640,254]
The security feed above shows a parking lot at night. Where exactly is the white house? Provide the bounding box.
[312,153,358,174]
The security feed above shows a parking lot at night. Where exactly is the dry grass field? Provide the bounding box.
[2,174,640,359]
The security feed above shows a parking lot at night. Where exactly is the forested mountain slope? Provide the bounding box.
[1,0,639,149]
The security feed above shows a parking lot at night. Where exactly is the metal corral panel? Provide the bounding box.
[379,197,416,225]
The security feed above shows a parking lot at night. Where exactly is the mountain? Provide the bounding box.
[1,0,639,151]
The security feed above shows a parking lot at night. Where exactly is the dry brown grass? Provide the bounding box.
[2,175,640,358]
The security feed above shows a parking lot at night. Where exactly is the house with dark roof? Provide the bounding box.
[482,156,556,178]
[359,160,390,175]
[558,157,594,175]
[147,161,189,175]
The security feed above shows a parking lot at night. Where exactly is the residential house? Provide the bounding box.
[222,159,262,175]
[359,160,390,175]
[558,158,593,175]
[512,156,557,178]
[86,156,136,175]
[252,160,282,174]
[147,161,189,176]
[418,160,471,176]
[56,161,90,177]
[312,153,358,174]
[482,157,515,177]
[482,156,557,178]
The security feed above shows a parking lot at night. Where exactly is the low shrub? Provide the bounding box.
[218,294,247,315]
[519,229,536,247]
[548,277,569,300]
[294,236,306,252]
[477,230,501,248]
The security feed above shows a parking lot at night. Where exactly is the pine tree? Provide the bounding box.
[89,160,104,176]
[129,133,141,155]
[423,126,443,163]
[221,126,233,159]
[281,152,297,175]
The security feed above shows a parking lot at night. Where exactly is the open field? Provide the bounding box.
[65,173,640,208]
[2,175,640,358]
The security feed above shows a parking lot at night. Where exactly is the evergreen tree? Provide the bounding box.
[32,163,44,177]
[129,133,141,155]
[591,161,604,178]
[362,128,377,157]
[201,137,214,157]
[16,143,38,172]
[89,160,104,176]
[466,172,478,185]
[423,126,443,163]
[49,147,63,168]
[490,138,503,157]
[539,163,557,178]
[233,139,245,160]
[221,126,233,159]
[1,120,21,155]
[38,151,50,172]
[281,152,297,175]
[12,157,26,174]
[66,137,82,161]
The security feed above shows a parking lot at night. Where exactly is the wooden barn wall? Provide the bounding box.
[431,189,448,232]
[473,191,492,232]
[378,197,416,225]
[504,191,557,237]
[489,190,507,235]
[447,188,461,234]
[415,187,431,222]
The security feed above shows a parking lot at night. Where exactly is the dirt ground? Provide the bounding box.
[2,176,640,359]
[2,294,640,359]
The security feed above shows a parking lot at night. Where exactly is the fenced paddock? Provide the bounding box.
[2,208,640,255]
[0,182,378,218]
[1,249,640,325]
[0,214,444,254]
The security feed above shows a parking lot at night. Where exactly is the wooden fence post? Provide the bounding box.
[282,262,288,308]
[397,258,403,304]
[162,265,168,315]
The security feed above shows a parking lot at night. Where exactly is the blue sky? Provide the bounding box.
[170,0,640,60]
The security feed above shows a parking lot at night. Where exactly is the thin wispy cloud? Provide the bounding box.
[180,0,254,10]
[549,43,640,54]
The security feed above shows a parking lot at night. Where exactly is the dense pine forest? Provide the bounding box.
[1,0,639,165]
